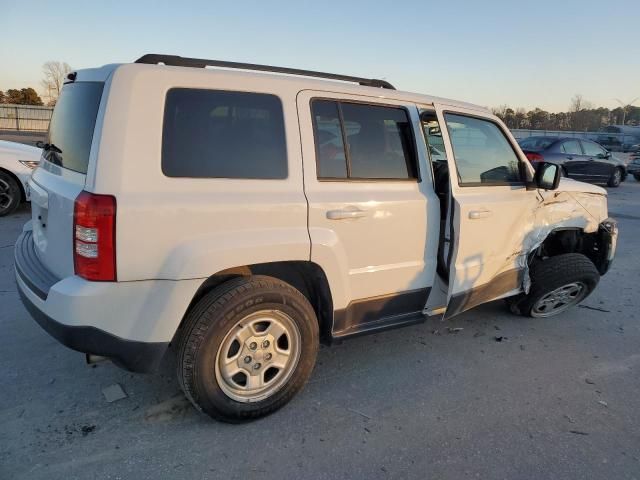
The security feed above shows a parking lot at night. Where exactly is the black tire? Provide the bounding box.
[508,253,599,318]
[177,275,319,422]
[607,167,623,188]
[634,174,640,182]
[0,171,21,216]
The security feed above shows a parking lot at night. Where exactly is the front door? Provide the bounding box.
[298,90,440,336]
[580,140,615,182]
[433,104,540,317]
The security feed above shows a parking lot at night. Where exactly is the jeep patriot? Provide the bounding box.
[15,54,618,421]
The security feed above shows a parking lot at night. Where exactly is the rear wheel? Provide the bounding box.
[0,171,21,216]
[634,174,640,182]
[177,275,319,422]
[508,253,599,318]
[607,167,623,188]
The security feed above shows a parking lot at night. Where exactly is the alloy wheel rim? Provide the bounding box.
[613,170,621,183]
[0,178,13,210]
[531,281,587,317]
[215,310,301,403]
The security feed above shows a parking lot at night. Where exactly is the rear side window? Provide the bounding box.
[162,89,287,179]
[45,82,104,174]
[311,100,418,180]
[519,137,555,151]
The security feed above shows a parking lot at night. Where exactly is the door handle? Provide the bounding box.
[469,209,492,219]
[326,208,367,220]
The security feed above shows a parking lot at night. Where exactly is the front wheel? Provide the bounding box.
[0,171,21,216]
[607,168,623,188]
[177,275,319,422]
[634,173,640,182]
[508,254,599,318]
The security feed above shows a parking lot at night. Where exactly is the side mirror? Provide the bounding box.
[605,151,612,159]
[535,162,561,190]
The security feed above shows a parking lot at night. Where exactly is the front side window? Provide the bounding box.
[162,89,287,179]
[444,113,522,186]
[561,140,582,155]
[581,141,607,157]
[311,100,418,180]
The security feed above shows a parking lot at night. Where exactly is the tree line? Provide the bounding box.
[493,95,640,132]
[0,61,72,107]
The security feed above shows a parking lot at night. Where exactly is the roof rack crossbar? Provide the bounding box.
[135,54,396,90]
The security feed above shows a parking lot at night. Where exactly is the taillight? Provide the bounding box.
[73,191,116,281]
[525,152,544,163]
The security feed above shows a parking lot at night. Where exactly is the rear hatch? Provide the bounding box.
[29,80,105,279]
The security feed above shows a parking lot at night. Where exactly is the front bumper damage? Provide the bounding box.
[595,218,618,275]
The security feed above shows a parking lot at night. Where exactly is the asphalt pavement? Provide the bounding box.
[1,180,639,480]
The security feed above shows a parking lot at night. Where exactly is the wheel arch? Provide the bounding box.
[528,226,607,273]
[0,167,26,202]
[176,261,334,345]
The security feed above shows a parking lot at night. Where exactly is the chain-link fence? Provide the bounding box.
[0,104,53,132]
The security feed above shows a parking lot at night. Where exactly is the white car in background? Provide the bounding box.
[0,140,41,215]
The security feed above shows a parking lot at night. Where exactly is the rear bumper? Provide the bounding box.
[17,286,168,372]
[14,229,200,373]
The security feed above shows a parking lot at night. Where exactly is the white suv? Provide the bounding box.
[15,55,618,422]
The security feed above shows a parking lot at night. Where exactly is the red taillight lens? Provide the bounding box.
[73,191,116,281]
[525,152,544,163]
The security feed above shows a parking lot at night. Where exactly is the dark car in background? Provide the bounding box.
[518,136,627,187]
[627,153,640,181]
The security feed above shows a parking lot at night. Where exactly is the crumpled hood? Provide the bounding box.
[556,177,607,196]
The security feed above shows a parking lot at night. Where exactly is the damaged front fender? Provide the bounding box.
[518,179,610,292]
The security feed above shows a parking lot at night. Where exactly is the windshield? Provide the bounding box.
[45,81,104,174]
[518,137,555,151]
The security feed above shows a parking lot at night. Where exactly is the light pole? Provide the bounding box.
[614,97,639,126]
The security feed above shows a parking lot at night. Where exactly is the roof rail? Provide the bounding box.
[135,54,396,90]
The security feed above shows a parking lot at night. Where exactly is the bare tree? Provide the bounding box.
[41,61,72,106]
[569,94,592,113]
[569,94,593,130]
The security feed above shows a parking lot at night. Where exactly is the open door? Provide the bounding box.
[432,103,540,318]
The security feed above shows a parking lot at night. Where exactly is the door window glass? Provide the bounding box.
[561,140,582,155]
[444,114,522,185]
[582,141,607,157]
[311,100,418,180]
[311,100,347,178]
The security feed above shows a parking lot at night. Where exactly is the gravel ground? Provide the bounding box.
[1,180,639,480]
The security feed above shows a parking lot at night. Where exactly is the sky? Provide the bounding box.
[1,0,639,112]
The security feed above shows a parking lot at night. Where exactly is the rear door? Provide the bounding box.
[433,104,540,317]
[298,90,439,335]
[29,79,105,278]
[557,139,588,178]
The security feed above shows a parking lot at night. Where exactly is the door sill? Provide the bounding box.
[332,311,426,340]
[423,306,447,316]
